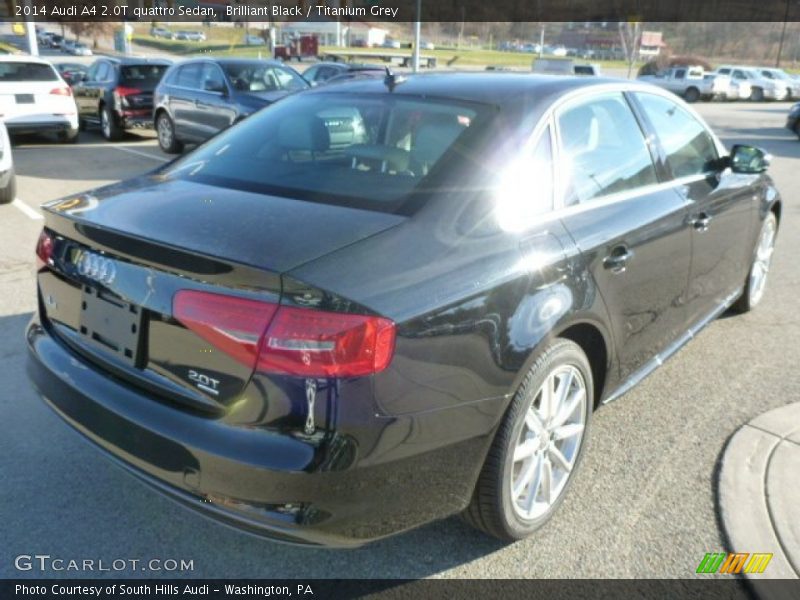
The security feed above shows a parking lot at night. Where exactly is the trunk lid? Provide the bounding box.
[38,177,403,410]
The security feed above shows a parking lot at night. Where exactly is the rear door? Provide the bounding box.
[631,91,755,323]
[193,62,236,139]
[555,91,692,380]
[170,63,203,142]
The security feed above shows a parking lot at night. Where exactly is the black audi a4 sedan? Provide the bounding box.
[27,74,780,547]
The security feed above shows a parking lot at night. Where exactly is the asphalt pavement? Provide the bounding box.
[1,102,798,579]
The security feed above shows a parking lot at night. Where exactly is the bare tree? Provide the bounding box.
[66,22,114,48]
[618,22,642,78]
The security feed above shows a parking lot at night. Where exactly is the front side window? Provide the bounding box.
[176,63,202,89]
[163,92,488,213]
[557,92,657,205]
[221,63,308,93]
[634,92,719,179]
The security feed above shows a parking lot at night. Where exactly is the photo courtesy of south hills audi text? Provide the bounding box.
[14,584,314,597]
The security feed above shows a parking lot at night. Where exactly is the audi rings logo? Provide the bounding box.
[76,251,117,286]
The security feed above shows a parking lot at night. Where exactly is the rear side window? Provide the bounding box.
[0,61,58,82]
[120,64,168,87]
[634,93,719,179]
[557,92,657,205]
[176,64,202,89]
[222,63,308,92]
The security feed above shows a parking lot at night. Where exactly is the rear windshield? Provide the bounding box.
[120,64,168,87]
[164,92,489,213]
[0,62,58,82]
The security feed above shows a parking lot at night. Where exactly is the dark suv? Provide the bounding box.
[153,58,308,153]
[72,57,171,141]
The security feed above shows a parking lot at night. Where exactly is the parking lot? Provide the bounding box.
[1,101,798,579]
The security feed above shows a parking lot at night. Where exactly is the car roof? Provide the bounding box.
[181,57,284,68]
[100,56,172,66]
[304,72,631,107]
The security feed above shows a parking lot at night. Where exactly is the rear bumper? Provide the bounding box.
[26,315,494,546]
[119,110,154,129]
[5,118,78,135]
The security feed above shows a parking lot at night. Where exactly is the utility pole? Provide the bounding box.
[776,1,793,67]
[24,0,39,56]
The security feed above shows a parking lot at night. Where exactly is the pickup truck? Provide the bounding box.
[637,66,729,102]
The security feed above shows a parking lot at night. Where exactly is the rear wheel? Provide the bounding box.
[156,112,184,154]
[793,120,800,139]
[733,212,777,313]
[0,168,15,204]
[58,128,79,144]
[463,339,592,541]
[684,87,700,103]
[100,106,123,141]
[751,87,765,102]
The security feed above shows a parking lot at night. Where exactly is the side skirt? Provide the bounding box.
[602,286,743,405]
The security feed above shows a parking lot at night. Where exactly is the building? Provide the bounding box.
[638,31,666,58]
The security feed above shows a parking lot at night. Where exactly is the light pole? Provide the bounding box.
[776,0,794,67]
[412,0,421,72]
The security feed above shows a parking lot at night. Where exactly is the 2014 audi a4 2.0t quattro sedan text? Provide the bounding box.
[27,74,781,547]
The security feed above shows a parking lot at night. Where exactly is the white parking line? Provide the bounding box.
[111,146,170,163]
[11,198,43,221]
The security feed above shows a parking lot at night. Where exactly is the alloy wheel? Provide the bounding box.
[101,109,110,139]
[510,365,587,520]
[749,217,776,306]
[158,116,173,149]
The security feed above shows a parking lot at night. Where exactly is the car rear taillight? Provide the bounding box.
[114,86,142,109]
[36,229,54,269]
[259,306,396,378]
[173,290,396,378]
[173,290,279,371]
[49,86,72,96]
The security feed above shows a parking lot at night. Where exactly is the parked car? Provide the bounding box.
[714,65,789,101]
[48,34,64,49]
[62,39,76,54]
[27,75,781,547]
[758,67,800,99]
[0,121,14,204]
[150,27,175,40]
[72,57,171,141]
[637,66,728,102]
[244,34,266,46]
[301,62,384,86]
[0,55,79,143]
[382,39,401,49]
[532,58,600,77]
[175,31,207,42]
[72,43,92,57]
[37,31,55,47]
[785,102,800,136]
[54,63,88,86]
[153,58,308,153]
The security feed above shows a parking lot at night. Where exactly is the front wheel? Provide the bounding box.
[684,87,700,103]
[463,339,592,541]
[58,128,79,144]
[733,212,777,313]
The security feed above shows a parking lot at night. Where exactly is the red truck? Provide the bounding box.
[274,35,318,61]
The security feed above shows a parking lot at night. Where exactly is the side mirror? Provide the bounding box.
[71,72,85,84]
[729,144,771,174]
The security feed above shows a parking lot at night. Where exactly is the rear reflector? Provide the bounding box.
[173,290,396,378]
[35,229,54,269]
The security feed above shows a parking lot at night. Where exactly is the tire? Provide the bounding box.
[751,87,764,102]
[100,106,123,141]
[463,338,593,541]
[78,117,87,132]
[156,112,184,154]
[684,87,700,103]
[733,212,778,313]
[793,120,800,140]
[0,168,15,205]
[58,128,79,144]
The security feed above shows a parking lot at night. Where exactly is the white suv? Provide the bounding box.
[715,65,789,101]
[0,55,79,143]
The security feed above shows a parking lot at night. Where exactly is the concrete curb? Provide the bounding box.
[718,402,800,584]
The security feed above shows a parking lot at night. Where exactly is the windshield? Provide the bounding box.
[0,62,58,82]
[164,92,488,213]
[221,63,308,93]
[120,64,169,87]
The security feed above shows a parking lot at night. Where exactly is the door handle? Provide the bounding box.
[691,212,712,232]
[603,245,633,273]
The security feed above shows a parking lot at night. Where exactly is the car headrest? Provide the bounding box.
[277,116,330,152]
[561,106,599,155]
